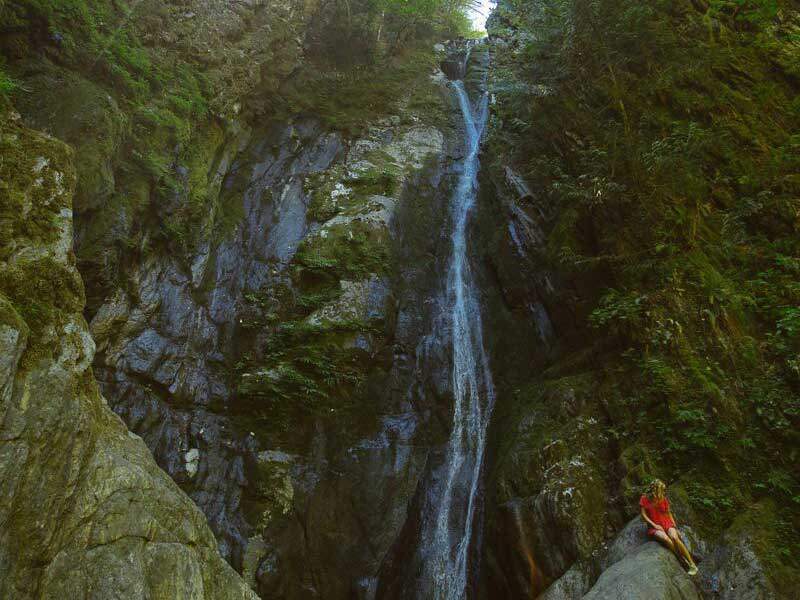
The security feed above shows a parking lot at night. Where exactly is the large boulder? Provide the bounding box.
[583,543,700,600]
[536,517,701,600]
[538,561,595,600]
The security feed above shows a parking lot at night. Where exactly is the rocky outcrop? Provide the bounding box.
[0,112,253,598]
[480,375,620,597]
[535,518,700,600]
[582,543,699,600]
[245,88,461,599]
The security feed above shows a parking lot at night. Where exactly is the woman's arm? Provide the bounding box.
[640,507,663,531]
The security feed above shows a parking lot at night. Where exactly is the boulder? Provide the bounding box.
[537,517,702,600]
[700,539,775,600]
[583,543,700,600]
[601,517,651,569]
[539,561,595,600]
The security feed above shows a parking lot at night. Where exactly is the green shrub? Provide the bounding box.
[0,68,17,97]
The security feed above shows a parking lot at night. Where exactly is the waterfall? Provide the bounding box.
[418,74,495,599]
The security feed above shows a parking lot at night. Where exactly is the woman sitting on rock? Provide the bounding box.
[639,479,699,576]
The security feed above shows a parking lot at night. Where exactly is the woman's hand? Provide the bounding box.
[640,507,660,531]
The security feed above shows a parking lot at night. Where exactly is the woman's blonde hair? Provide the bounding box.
[648,478,667,500]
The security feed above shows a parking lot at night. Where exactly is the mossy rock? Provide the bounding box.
[0,115,76,256]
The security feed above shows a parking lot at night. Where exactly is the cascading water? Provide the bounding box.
[417,71,495,599]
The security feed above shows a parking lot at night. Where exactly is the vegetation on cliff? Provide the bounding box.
[486,0,799,593]
[0,0,476,307]
[0,107,257,600]
[1,0,467,590]
[10,0,800,596]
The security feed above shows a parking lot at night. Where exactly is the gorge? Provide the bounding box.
[1,1,799,599]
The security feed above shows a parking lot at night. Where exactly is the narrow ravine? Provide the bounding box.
[417,67,494,600]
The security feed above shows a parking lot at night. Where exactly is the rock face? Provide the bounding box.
[90,118,345,566]
[0,113,254,598]
[4,1,478,591]
[5,0,798,595]
[83,57,463,596]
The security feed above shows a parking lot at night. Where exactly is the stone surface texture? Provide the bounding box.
[0,114,255,599]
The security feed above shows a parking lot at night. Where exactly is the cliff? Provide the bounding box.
[1,0,798,598]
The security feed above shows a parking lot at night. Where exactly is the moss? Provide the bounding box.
[0,258,85,331]
[0,118,76,256]
[17,69,128,211]
[305,169,345,223]
[2,0,257,277]
[295,218,390,283]
[235,309,380,447]
[276,46,442,135]
[212,186,249,243]
[0,293,28,337]
[186,122,225,212]
[725,501,798,592]
[0,66,16,97]
[618,444,660,504]
[355,150,404,194]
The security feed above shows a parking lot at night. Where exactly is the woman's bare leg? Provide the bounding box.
[668,528,696,567]
[651,530,676,553]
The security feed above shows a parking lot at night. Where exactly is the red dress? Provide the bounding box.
[639,494,675,536]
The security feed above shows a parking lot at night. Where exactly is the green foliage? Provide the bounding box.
[490,0,800,580]
[278,47,441,134]
[588,289,647,334]
[710,0,780,24]
[296,221,390,282]
[686,481,739,527]
[0,67,16,97]
[235,285,380,442]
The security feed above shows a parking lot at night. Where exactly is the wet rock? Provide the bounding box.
[441,56,467,80]
[493,430,612,585]
[504,165,534,203]
[248,92,456,598]
[699,536,775,600]
[712,542,772,599]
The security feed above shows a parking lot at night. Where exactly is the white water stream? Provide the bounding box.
[418,77,495,599]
